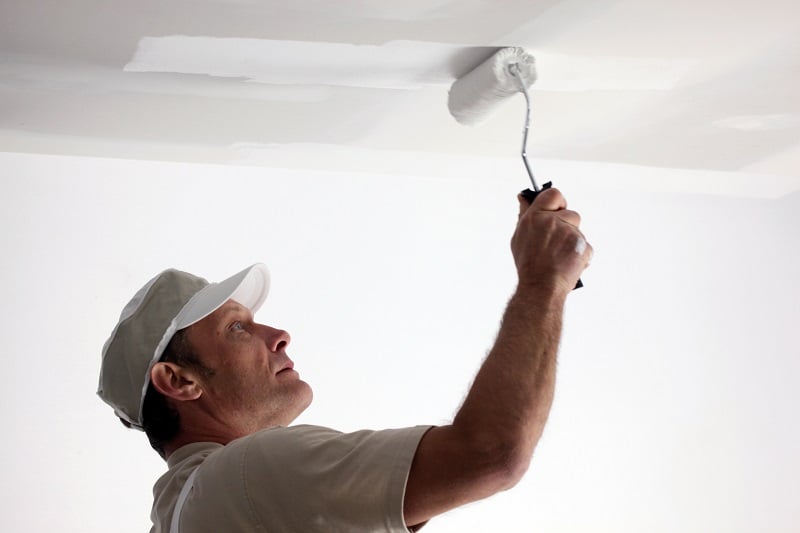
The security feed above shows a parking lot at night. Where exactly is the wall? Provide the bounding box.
[0,151,797,532]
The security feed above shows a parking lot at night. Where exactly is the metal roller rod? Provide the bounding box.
[508,63,540,192]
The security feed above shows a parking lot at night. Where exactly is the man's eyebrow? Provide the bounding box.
[218,303,251,320]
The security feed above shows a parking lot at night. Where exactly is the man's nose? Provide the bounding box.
[259,325,291,353]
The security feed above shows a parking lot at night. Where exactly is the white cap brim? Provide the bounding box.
[175,263,270,329]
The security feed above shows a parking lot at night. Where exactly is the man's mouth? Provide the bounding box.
[276,361,295,375]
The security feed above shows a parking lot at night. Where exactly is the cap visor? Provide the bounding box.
[174,263,270,329]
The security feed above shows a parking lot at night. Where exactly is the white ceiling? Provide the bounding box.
[2,0,799,196]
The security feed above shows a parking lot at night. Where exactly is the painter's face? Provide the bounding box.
[186,300,313,432]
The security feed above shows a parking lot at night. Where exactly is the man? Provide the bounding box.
[98,188,591,532]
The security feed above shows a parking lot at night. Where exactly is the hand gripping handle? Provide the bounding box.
[520,182,584,290]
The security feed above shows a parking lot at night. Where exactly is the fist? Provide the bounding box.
[511,188,592,294]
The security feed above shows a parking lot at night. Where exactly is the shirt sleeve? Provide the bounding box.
[201,424,431,532]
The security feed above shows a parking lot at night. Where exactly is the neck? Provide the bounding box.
[161,409,246,460]
[162,408,286,460]
[162,431,230,459]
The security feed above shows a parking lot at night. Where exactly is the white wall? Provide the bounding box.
[1,151,797,532]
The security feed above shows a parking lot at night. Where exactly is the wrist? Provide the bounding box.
[514,279,570,305]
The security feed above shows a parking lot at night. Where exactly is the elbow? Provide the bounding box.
[493,444,532,490]
[466,437,533,493]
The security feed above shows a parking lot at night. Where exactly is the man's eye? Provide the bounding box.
[231,321,244,331]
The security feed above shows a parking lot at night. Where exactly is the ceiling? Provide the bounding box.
[1,0,799,196]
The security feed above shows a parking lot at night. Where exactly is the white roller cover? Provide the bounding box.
[448,47,536,126]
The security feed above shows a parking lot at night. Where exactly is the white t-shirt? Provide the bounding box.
[151,424,431,533]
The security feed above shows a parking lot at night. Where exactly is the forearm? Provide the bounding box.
[453,283,567,477]
[404,188,590,525]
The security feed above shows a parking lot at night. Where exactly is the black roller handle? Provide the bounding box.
[520,181,584,290]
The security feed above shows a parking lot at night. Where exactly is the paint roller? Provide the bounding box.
[448,47,583,289]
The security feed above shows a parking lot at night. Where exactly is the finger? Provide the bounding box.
[577,238,594,265]
[574,235,588,256]
[556,209,581,228]
[530,187,567,211]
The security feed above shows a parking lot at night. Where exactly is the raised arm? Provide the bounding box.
[404,188,592,527]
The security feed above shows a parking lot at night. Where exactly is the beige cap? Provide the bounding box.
[97,264,270,430]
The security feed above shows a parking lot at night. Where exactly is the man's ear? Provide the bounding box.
[150,362,203,402]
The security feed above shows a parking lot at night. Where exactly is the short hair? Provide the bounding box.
[119,328,214,458]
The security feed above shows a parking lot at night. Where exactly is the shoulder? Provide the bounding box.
[227,424,432,465]
[250,424,431,451]
[194,424,433,483]
[182,426,433,532]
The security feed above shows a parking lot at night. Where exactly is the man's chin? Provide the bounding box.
[298,382,314,412]
[284,382,314,425]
